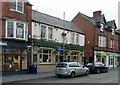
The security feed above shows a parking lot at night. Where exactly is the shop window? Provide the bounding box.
[37,49,52,64]
[3,49,13,70]
[13,49,20,71]
[22,50,27,69]
[110,58,113,65]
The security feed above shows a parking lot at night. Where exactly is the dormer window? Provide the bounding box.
[100,24,104,31]
[10,0,24,13]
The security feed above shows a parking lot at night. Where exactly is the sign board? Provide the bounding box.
[57,46,62,53]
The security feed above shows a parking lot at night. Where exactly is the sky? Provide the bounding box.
[29,0,120,29]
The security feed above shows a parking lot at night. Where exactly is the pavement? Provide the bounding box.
[1,71,55,84]
[0,67,119,84]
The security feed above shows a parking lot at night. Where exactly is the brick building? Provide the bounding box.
[0,0,32,75]
[72,11,120,67]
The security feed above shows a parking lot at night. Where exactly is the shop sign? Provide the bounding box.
[56,46,62,53]
[96,51,106,56]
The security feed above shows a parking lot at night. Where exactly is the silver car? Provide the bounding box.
[55,62,89,78]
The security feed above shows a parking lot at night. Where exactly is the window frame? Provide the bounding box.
[98,36,106,47]
[48,26,53,40]
[76,33,79,44]
[10,0,24,14]
[41,25,47,39]
[37,49,52,64]
[71,33,75,44]
[6,20,28,40]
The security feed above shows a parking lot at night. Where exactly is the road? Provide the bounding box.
[13,68,118,83]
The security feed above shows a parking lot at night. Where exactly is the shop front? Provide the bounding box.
[1,39,31,75]
[32,40,84,72]
[94,51,119,67]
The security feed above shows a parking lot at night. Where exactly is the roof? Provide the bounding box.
[72,12,96,25]
[32,10,84,34]
[106,20,117,30]
[116,29,120,34]
[93,15,106,25]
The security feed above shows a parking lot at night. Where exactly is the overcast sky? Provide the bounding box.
[29,0,120,28]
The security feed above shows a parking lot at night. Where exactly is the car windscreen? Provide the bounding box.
[56,63,67,68]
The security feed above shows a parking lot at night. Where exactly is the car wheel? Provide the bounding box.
[70,72,75,78]
[85,70,89,76]
[96,69,100,74]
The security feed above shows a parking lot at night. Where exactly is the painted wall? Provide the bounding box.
[32,22,85,46]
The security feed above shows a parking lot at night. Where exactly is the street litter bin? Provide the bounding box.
[29,65,37,74]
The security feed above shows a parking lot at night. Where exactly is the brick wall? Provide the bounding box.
[72,14,95,58]
[1,1,32,37]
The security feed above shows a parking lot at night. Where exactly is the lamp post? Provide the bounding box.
[62,32,66,61]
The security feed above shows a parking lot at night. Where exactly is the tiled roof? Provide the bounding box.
[93,15,103,23]
[32,10,84,34]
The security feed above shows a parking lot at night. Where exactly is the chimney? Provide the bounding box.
[93,11,102,18]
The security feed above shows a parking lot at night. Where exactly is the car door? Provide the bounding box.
[77,63,85,75]
[74,63,81,75]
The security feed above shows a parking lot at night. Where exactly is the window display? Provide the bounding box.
[22,50,27,69]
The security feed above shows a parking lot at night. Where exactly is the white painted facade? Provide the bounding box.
[32,22,85,46]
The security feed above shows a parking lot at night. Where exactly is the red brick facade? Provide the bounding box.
[72,11,120,64]
[1,1,32,37]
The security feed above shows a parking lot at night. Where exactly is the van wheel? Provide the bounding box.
[96,69,100,74]
[70,72,75,78]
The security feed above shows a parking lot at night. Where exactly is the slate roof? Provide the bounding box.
[106,20,116,28]
[32,10,84,34]
[116,29,120,35]
[93,15,103,23]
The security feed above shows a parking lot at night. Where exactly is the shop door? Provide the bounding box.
[13,49,21,71]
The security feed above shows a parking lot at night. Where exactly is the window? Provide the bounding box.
[6,20,28,40]
[48,27,53,40]
[7,21,14,37]
[10,0,24,13]
[16,23,24,38]
[110,39,114,49]
[98,36,106,47]
[76,34,79,44]
[36,49,52,64]
[71,33,75,44]
[41,25,47,39]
